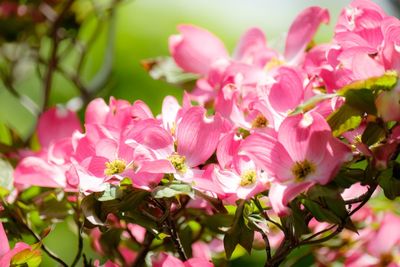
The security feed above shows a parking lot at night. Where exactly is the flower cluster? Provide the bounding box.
[1,0,400,266]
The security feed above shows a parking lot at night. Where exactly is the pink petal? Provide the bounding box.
[95,139,118,160]
[284,6,330,63]
[269,182,313,216]
[278,112,330,163]
[268,67,304,112]
[162,96,181,133]
[0,223,10,257]
[376,88,400,122]
[216,132,241,169]
[14,156,67,188]
[233,27,267,62]
[240,131,294,182]
[184,258,214,267]
[132,100,154,120]
[351,52,385,80]
[177,107,223,167]
[124,120,174,158]
[85,98,110,125]
[137,159,175,174]
[66,164,107,193]
[37,107,81,147]
[191,242,211,260]
[86,156,109,177]
[213,168,240,194]
[152,253,184,267]
[367,213,400,256]
[169,24,228,75]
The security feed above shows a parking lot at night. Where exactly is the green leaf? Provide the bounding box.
[94,184,122,201]
[290,94,336,115]
[327,104,363,137]
[152,183,194,199]
[362,122,386,146]
[118,189,150,212]
[179,225,193,258]
[203,214,234,234]
[141,57,199,90]
[337,71,398,95]
[81,194,105,226]
[305,186,357,232]
[301,199,341,225]
[224,202,254,259]
[344,89,376,115]
[378,166,400,200]
[38,195,71,221]
[333,168,365,188]
[10,247,41,267]
[288,201,310,238]
[0,122,11,145]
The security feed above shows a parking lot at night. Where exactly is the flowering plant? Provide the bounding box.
[1,0,400,266]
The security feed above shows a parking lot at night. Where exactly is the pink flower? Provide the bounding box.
[241,112,352,215]
[152,252,214,267]
[210,132,270,200]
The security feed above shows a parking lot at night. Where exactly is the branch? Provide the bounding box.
[71,203,84,267]
[344,184,376,205]
[264,182,378,266]
[42,0,75,110]
[165,215,188,261]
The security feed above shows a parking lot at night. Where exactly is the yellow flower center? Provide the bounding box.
[104,159,126,176]
[168,154,187,173]
[265,57,285,71]
[251,114,268,129]
[292,160,315,182]
[240,170,257,186]
[379,253,393,267]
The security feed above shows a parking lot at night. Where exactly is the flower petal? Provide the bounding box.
[38,107,81,148]
[0,223,10,257]
[169,24,228,75]
[284,6,330,63]
[177,107,223,167]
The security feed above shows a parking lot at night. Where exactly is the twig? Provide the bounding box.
[264,182,378,266]
[42,0,75,110]
[165,216,187,261]
[300,224,336,243]
[344,184,376,204]
[71,204,84,267]
[86,4,117,94]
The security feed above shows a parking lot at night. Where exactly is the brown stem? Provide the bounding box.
[165,216,187,261]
